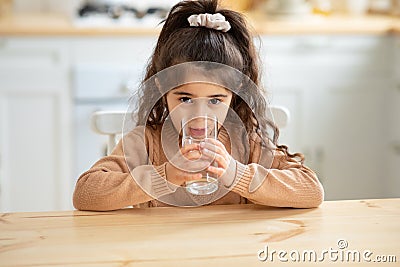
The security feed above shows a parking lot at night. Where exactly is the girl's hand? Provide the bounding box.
[165,143,210,186]
[200,138,236,187]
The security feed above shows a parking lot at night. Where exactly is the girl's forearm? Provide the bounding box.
[230,162,324,208]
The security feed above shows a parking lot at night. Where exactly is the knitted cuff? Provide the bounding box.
[151,164,178,198]
[220,158,237,188]
[230,162,253,195]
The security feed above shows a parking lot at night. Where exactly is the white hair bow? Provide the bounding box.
[187,13,231,32]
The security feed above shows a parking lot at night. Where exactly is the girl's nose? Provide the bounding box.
[192,98,209,115]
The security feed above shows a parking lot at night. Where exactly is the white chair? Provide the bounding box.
[91,106,290,155]
[91,111,128,155]
[268,105,290,129]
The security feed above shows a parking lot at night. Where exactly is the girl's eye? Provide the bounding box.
[180,97,193,104]
[209,98,221,105]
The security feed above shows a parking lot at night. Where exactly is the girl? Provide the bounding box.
[73,0,324,210]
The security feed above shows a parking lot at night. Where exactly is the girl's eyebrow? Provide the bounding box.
[172,91,228,98]
[208,94,228,98]
[173,91,193,96]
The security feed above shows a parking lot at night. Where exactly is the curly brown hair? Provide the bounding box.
[135,0,304,163]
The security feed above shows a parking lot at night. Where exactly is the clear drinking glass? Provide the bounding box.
[181,114,219,195]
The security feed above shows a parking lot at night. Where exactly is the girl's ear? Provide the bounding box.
[155,77,161,91]
[155,77,169,110]
[229,93,236,108]
[162,95,169,112]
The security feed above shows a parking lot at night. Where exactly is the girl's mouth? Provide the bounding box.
[189,127,206,138]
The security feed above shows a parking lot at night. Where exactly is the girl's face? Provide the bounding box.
[165,83,233,134]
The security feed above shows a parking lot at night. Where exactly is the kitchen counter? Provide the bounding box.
[0,199,399,266]
[248,12,400,35]
[0,14,161,36]
[0,13,399,36]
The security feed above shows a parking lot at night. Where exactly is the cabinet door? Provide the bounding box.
[0,38,71,212]
[260,36,392,200]
[386,36,400,197]
[308,83,388,200]
[71,36,158,181]
[71,36,158,90]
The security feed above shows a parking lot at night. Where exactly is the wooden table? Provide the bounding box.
[1,199,399,266]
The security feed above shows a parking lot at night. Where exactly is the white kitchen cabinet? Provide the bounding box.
[0,38,72,212]
[0,36,158,212]
[385,36,400,197]
[70,36,158,183]
[260,35,393,200]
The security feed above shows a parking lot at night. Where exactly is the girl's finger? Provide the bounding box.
[173,170,202,185]
[181,143,200,154]
[203,138,227,151]
[200,141,225,155]
[181,171,202,181]
[201,148,228,169]
[184,149,202,160]
[207,165,226,178]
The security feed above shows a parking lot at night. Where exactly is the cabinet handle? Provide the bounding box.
[316,147,325,162]
[0,39,6,49]
[120,80,136,95]
[51,52,60,64]
[393,143,400,155]
[303,147,325,183]
[120,83,130,94]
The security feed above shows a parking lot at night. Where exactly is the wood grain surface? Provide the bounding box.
[0,199,399,266]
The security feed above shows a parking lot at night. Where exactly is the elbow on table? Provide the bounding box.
[313,176,325,207]
[297,183,325,208]
[306,190,324,208]
[72,174,103,211]
[72,189,112,211]
[293,170,325,208]
[72,184,91,211]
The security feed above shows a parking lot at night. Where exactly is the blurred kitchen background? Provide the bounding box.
[0,0,399,212]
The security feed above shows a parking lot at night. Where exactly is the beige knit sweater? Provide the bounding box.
[73,124,324,211]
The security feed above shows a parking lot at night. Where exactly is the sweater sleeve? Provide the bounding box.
[73,128,176,211]
[229,142,324,208]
